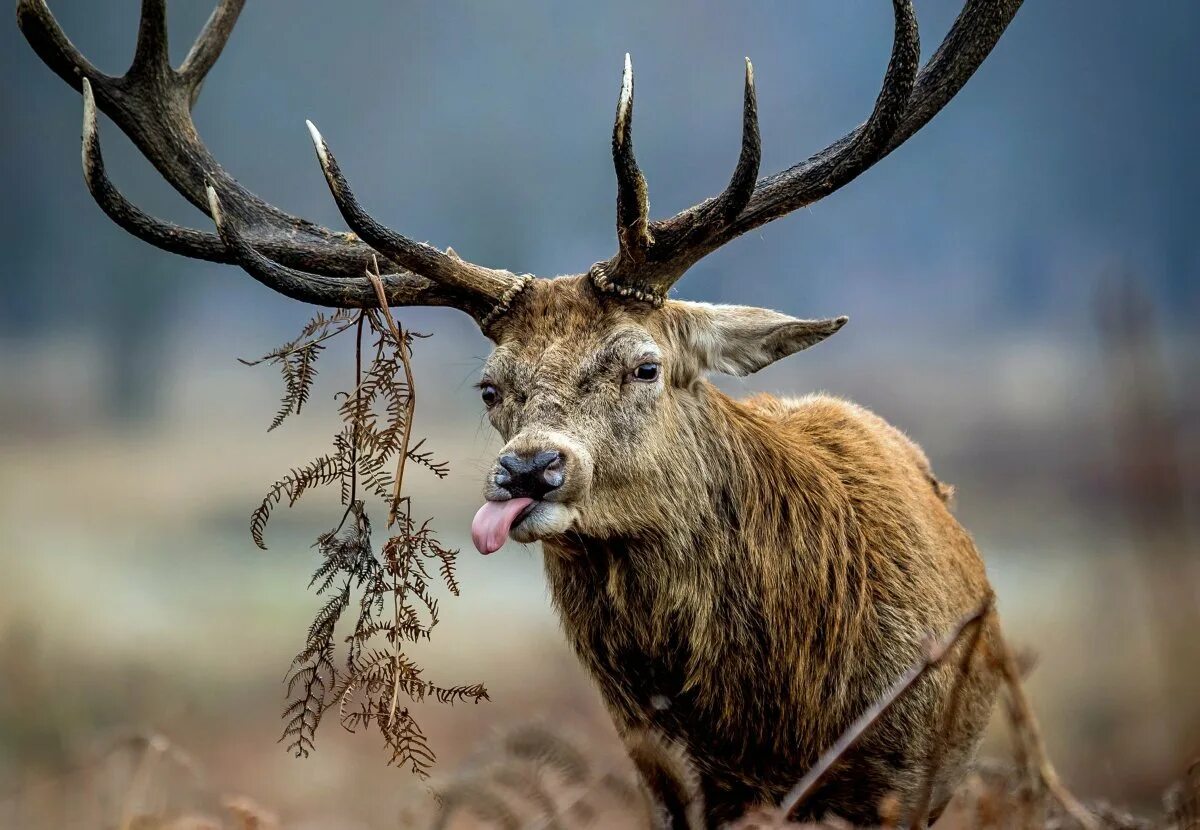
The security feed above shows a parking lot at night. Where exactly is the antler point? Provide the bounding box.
[80,77,99,164]
[80,77,96,120]
[616,55,634,146]
[305,119,330,166]
[305,118,322,142]
[205,184,223,225]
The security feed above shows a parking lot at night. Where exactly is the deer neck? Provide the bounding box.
[540,380,817,679]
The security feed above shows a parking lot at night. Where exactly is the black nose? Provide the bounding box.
[495,450,565,500]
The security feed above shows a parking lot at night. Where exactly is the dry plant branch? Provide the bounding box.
[992,635,1098,830]
[244,299,486,775]
[909,610,990,828]
[761,603,1098,830]
[776,598,994,824]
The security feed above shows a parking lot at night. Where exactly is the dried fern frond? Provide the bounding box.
[490,764,564,830]
[432,777,523,830]
[239,309,357,432]
[247,299,485,775]
[500,725,592,787]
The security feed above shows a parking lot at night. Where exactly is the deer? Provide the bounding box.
[20,0,1025,825]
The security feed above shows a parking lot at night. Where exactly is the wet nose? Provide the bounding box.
[494,450,565,500]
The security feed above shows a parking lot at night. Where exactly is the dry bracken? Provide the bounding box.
[248,305,486,775]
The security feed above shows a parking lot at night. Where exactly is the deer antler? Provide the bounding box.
[591,0,1024,303]
[17,0,529,323]
[20,0,1023,318]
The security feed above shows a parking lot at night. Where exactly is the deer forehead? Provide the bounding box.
[485,324,662,387]
[483,278,665,381]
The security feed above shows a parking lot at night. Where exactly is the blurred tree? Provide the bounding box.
[1097,271,1200,774]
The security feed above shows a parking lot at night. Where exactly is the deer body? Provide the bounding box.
[546,394,998,824]
[492,278,1000,825]
[21,1,1024,825]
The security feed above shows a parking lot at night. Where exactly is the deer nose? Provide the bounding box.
[494,450,565,500]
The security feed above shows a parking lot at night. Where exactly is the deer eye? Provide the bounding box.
[630,362,660,383]
[480,384,500,407]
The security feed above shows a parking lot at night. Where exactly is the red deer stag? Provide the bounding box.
[19,0,1023,825]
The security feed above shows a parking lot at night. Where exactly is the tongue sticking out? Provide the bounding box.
[471,497,536,555]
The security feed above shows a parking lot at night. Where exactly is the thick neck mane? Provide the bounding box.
[540,384,898,779]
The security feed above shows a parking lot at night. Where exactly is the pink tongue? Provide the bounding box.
[471,497,535,555]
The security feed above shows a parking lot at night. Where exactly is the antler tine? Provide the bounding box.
[79,76,370,273]
[81,78,232,262]
[881,0,1020,155]
[721,58,762,224]
[305,121,525,305]
[129,0,169,78]
[77,71,370,274]
[718,0,1023,243]
[179,0,246,104]
[613,54,653,262]
[687,58,761,238]
[206,186,452,308]
[732,0,921,231]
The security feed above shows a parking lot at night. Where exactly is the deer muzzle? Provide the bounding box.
[472,434,593,554]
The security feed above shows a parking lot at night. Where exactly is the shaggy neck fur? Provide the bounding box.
[542,379,908,815]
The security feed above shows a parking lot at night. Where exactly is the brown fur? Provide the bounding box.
[482,276,999,827]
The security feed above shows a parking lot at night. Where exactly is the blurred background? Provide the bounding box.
[1,1,1197,827]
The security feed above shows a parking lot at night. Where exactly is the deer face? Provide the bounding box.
[469,277,846,553]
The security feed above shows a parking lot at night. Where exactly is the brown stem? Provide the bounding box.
[236,317,359,366]
[909,608,989,828]
[333,312,366,537]
[366,256,416,528]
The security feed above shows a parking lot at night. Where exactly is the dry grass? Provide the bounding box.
[4,623,1196,830]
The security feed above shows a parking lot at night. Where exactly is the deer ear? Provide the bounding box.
[670,302,847,377]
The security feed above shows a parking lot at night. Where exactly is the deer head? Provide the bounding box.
[18,0,1023,554]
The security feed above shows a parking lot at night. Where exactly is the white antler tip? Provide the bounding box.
[305,119,329,166]
[205,184,222,223]
[616,53,634,143]
[80,77,96,133]
[80,79,98,175]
